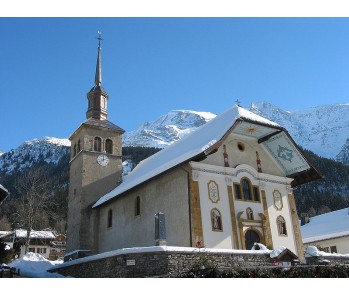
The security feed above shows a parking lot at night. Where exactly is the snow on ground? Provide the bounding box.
[5,246,349,279]
[8,252,69,278]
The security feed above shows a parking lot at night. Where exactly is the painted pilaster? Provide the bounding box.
[288,191,304,260]
[237,212,245,249]
[189,168,204,247]
[226,179,239,249]
[261,189,274,249]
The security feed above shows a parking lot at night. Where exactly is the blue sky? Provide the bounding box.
[1,17,349,152]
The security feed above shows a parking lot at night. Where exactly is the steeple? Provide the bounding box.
[95,31,102,86]
[86,31,109,121]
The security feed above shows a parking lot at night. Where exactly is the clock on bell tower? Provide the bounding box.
[66,32,124,254]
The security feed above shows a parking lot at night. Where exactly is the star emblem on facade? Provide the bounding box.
[277,145,294,162]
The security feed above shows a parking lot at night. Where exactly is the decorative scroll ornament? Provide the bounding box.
[223,144,230,167]
[208,180,220,203]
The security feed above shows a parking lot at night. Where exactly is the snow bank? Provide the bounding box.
[8,252,68,278]
[251,243,270,251]
[269,246,287,258]
[305,246,349,258]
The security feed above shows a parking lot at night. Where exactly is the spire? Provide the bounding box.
[86,31,109,121]
[95,31,103,86]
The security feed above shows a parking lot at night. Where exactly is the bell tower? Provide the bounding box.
[66,32,124,254]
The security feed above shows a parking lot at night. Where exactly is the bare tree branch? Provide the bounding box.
[14,166,57,253]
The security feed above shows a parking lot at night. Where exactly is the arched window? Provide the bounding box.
[246,207,254,220]
[241,178,252,201]
[94,136,102,152]
[135,196,140,216]
[210,208,223,231]
[107,209,113,228]
[105,139,113,154]
[277,216,287,235]
[77,139,81,152]
[73,144,77,157]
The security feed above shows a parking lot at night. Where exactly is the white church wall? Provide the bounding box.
[263,182,298,255]
[97,167,191,252]
[196,170,234,249]
[202,133,285,177]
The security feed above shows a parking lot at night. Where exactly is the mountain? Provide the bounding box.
[1,103,348,169]
[122,110,216,148]
[123,103,348,163]
[249,102,349,161]
[0,137,70,176]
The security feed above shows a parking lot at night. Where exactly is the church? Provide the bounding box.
[66,36,321,260]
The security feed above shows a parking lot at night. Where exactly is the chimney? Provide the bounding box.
[301,213,310,226]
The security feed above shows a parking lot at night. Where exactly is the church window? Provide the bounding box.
[210,208,223,232]
[77,139,81,152]
[237,142,245,152]
[277,216,287,235]
[73,144,77,157]
[242,178,252,201]
[94,136,102,152]
[105,139,113,154]
[234,183,242,200]
[253,186,260,202]
[234,178,260,202]
[107,209,113,228]
[246,207,254,220]
[135,196,140,216]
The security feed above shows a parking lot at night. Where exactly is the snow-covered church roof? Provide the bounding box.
[301,208,349,243]
[93,104,321,208]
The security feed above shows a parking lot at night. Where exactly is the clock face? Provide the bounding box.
[97,154,109,167]
[273,190,283,210]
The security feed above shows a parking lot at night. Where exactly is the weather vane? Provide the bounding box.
[235,99,241,107]
[97,31,103,46]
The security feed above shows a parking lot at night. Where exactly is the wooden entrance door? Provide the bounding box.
[245,229,260,250]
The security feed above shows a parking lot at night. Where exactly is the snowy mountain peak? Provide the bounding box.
[1,102,348,177]
[0,137,70,175]
[23,137,71,148]
[249,101,349,160]
[123,109,217,148]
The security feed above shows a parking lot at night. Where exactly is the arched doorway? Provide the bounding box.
[245,229,260,250]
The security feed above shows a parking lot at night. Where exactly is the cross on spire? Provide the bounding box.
[97,31,103,47]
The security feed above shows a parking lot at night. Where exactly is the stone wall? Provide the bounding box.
[49,247,277,278]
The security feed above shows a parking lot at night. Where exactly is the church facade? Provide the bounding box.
[66,37,321,259]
